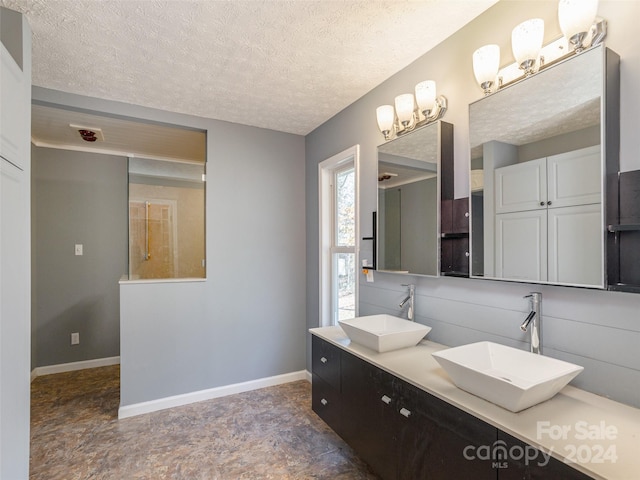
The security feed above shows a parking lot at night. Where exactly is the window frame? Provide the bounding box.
[319,145,360,327]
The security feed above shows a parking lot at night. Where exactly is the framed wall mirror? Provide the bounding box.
[377,121,446,277]
[469,45,619,289]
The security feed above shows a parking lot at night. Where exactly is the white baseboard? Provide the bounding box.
[31,356,120,380]
[118,369,307,419]
[305,369,312,383]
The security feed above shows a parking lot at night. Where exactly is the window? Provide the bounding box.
[333,166,356,321]
[319,146,359,326]
[128,157,206,280]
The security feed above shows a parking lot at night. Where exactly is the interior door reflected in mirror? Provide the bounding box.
[377,121,447,277]
[469,45,618,289]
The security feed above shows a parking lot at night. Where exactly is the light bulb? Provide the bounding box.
[376,105,395,139]
[415,81,436,116]
[394,94,415,128]
[472,44,500,95]
[559,0,598,52]
[512,18,544,75]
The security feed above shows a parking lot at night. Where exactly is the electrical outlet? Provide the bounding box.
[75,244,83,256]
[71,332,80,345]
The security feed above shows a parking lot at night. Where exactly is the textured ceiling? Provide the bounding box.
[469,45,603,159]
[31,104,206,162]
[2,0,498,136]
[377,123,438,189]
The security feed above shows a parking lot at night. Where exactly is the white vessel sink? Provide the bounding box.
[338,314,431,353]
[432,341,583,412]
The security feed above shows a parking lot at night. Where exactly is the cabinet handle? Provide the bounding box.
[547,201,552,205]
[381,395,392,405]
[540,201,545,206]
[321,398,328,406]
[320,357,327,363]
[464,212,469,218]
[465,252,470,257]
[400,407,411,418]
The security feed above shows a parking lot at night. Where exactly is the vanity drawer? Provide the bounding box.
[312,373,341,433]
[312,335,341,390]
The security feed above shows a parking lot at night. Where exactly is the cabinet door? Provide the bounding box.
[311,337,343,437]
[0,158,29,477]
[396,381,496,480]
[341,352,397,480]
[368,367,398,480]
[395,382,439,479]
[548,203,603,286]
[441,199,453,234]
[495,210,548,281]
[453,197,470,233]
[495,158,546,214]
[311,373,342,435]
[547,146,601,209]
[340,353,377,450]
[311,335,341,390]
[0,44,27,168]
[497,431,593,480]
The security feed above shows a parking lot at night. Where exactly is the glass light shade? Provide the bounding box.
[558,0,598,42]
[415,80,436,114]
[511,18,544,69]
[394,94,415,126]
[376,105,395,133]
[472,44,500,86]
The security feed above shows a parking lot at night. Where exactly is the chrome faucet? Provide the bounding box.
[520,292,542,354]
[399,284,415,321]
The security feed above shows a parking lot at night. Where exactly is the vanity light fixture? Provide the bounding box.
[473,3,606,95]
[472,44,500,95]
[395,93,416,129]
[376,81,447,140]
[375,105,395,141]
[415,80,437,117]
[511,18,544,76]
[558,0,599,53]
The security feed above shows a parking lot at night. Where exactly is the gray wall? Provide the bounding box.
[399,178,438,275]
[31,146,127,367]
[32,87,307,406]
[121,120,307,406]
[380,178,438,274]
[305,0,640,408]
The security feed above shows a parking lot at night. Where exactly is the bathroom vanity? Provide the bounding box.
[310,327,640,480]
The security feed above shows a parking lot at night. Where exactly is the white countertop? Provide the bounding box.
[310,326,640,480]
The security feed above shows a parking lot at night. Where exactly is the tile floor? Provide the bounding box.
[30,365,379,479]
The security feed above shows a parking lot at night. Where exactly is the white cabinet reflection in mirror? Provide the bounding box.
[493,145,602,286]
[469,44,618,289]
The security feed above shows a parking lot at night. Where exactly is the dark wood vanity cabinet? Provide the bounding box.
[497,431,593,480]
[311,335,343,436]
[312,337,494,480]
[395,380,495,480]
[341,352,397,479]
[311,336,594,480]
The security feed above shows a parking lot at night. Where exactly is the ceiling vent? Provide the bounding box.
[70,124,104,142]
[378,172,398,182]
